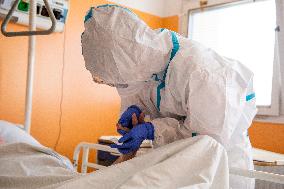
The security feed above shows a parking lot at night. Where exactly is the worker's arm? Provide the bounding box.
[116,81,159,135]
[151,73,241,148]
[152,60,256,148]
[116,105,145,135]
[151,118,190,147]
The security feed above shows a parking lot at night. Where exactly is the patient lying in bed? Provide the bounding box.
[0,120,229,189]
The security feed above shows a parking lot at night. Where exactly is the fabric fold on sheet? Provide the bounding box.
[0,143,78,189]
[44,135,229,189]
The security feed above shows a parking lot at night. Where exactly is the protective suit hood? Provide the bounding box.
[81,5,173,86]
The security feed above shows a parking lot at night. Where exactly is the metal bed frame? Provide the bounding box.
[1,0,284,186]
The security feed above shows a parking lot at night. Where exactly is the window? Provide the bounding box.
[188,0,280,115]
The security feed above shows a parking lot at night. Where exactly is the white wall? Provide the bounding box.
[107,0,245,17]
[164,0,235,16]
[107,0,167,17]
[107,0,230,17]
[163,0,183,17]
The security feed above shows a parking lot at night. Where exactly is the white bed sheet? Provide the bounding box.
[0,135,229,189]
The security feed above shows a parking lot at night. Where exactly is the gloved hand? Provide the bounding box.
[117,105,144,135]
[111,122,154,154]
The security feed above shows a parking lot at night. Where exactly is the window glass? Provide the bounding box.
[189,0,276,106]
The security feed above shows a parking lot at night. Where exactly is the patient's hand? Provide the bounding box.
[117,105,145,135]
[112,114,143,164]
[0,137,5,144]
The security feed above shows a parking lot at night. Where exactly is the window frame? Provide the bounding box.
[186,0,281,116]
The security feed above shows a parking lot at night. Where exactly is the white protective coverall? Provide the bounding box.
[82,5,257,189]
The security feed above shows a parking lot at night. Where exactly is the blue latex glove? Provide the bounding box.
[111,122,154,154]
[117,105,142,135]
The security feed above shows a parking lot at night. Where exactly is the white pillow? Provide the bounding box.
[0,120,42,147]
[0,120,75,170]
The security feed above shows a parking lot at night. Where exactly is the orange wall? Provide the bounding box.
[0,0,165,161]
[162,15,179,32]
[249,122,284,154]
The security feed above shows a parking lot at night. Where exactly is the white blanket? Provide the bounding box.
[0,136,229,189]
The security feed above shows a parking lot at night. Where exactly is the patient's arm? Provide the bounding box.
[113,151,137,165]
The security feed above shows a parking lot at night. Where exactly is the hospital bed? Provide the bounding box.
[1,1,284,188]
[73,138,284,186]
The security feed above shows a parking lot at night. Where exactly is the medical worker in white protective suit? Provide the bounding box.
[82,5,257,189]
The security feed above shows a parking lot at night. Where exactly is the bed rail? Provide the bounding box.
[73,142,120,173]
[73,142,284,185]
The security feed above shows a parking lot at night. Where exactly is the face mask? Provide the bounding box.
[93,76,128,88]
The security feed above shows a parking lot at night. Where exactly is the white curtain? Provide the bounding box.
[275,0,284,114]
